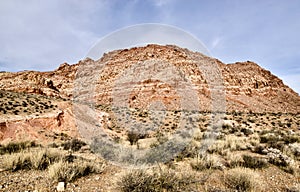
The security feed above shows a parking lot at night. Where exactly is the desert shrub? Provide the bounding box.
[208,135,247,155]
[284,143,300,160]
[242,155,268,169]
[118,168,196,192]
[175,141,200,160]
[191,154,223,171]
[48,160,104,182]
[3,148,62,171]
[285,184,300,192]
[266,148,293,167]
[63,138,86,151]
[282,135,300,144]
[259,134,285,150]
[48,142,59,148]
[0,141,38,155]
[253,144,266,154]
[248,118,256,123]
[127,131,146,145]
[224,167,262,192]
[225,153,244,168]
[281,163,299,176]
[260,134,279,144]
[241,128,254,136]
[222,124,232,130]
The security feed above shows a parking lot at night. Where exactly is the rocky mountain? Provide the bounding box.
[0,44,299,113]
[1,44,300,192]
[0,44,299,142]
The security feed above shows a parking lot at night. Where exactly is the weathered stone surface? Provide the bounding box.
[0,44,298,113]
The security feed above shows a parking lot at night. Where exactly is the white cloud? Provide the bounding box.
[0,0,107,71]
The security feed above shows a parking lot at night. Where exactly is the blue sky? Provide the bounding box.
[0,0,299,94]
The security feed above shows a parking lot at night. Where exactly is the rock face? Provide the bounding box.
[0,44,299,113]
[222,61,299,113]
[0,44,299,143]
[0,62,78,99]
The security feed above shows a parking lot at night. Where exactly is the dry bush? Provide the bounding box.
[62,138,86,152]
[176,140,200,160]
[224,167,263,192]
[266,148,293,167]
[283,143,300,161]
[2,148,62,171]
[48,160,105,182]
[225,153,244,168]
[242,155,268,169]
[0,140,38,155]
[117,168,197,192]
[190,154,223,171]
[286,184,300,192]
[266,148,299,175]
[208,135,247,155]
[127,131,146,145]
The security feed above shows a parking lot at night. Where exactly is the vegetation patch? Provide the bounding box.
[224,167,263,192]
[48,160,105,182]
[0,141,38,155]
[118,168,197,192]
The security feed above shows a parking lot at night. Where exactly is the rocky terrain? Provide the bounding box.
[0,44,299,113]
[0,44,299,191]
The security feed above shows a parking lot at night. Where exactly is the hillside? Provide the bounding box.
[0,44,299,114]
[0,44,300,191]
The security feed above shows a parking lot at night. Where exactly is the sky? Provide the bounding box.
[0,0,299,94]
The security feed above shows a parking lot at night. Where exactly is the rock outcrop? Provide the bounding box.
[0,44,299,113]
[0,44,299,143]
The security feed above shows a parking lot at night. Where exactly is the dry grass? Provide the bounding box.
[225,153,244,168]
[117,167,197,192]
[208,135,248,155]
[48,159,105,182]
[0,140,38,155]
[242,155,268,169]
[2,148,62,171]
[224,167,263,192]
[190,154,223,171]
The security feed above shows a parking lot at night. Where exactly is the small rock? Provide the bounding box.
[57,182,65,191]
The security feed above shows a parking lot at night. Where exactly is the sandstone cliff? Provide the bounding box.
[1,44,298,113]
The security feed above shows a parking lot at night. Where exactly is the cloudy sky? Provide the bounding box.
[0,0,299,94]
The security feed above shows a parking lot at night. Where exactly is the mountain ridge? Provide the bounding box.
[0,44,299,113]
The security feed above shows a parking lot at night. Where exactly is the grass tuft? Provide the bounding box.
[2,148,62,171]
[118,167,196,192]
[48,160,105,182]
[0,141,38,155]
[224,167,263,192]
